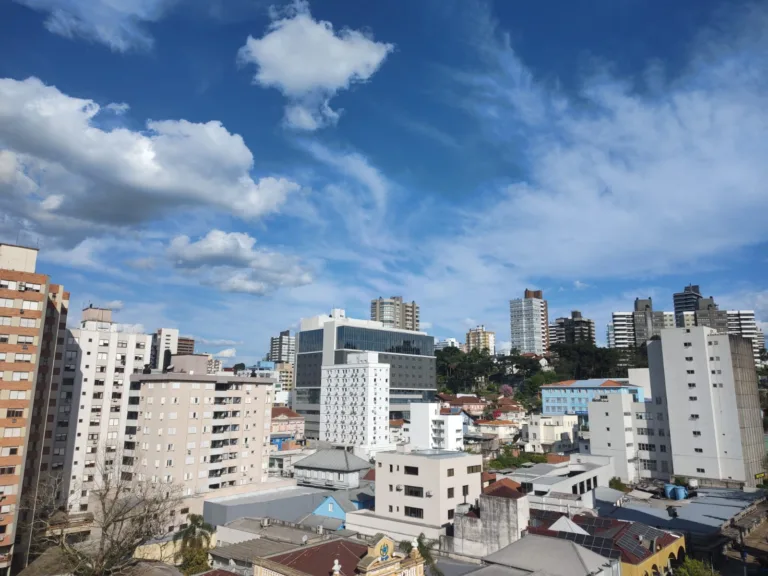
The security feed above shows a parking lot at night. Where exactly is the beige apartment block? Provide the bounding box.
[346,449,482,541]
[125,368,275,497]
[0,244,69,575]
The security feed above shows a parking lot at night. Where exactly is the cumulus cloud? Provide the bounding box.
[573,281,590,290]
[0,77,300,246]
[104,300,124,311]
[13,0,177,52]
[192,337,241,346]
[215,348,237,358]
[168,229,313,295]
[238,0,393,130]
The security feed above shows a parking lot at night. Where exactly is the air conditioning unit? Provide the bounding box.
[396,484,403,491]
[426,491,433,497]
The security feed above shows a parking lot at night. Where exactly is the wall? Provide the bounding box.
[344,509,444,542]
[313,495,347,522]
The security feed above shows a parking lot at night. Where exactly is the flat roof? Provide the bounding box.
[381,449,477,460]
[207,485,328,506]
[542,378,636,389]
[130,373,274,384]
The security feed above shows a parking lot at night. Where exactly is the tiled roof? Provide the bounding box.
[266,539,369,576]
[389,419,406,427]
[483,478,523,499]
[272,406,303,419]
[362,468,376,481]
[475,420,515,426]
[541,378,637,389]
[481,471,497,483]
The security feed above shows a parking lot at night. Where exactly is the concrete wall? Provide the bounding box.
[344,509,444,542]
[730,335,765,485]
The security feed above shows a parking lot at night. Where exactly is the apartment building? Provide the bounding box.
[633,298,674,345]
[606,312,635,349]
[465,325,495,355]
[206,354,223,375]
[651,327,765,487]
[510,289,549,355]
[346,449,483,541]
[125,358,274,497]
[370,296,420,332]
[177,337,195,355]
[268,330,295,364]
[727,310,762,366]
[407,403,463,451]
[674,284,704,327]
[275,362,294,393]
[548,311,596,346]
[33,307,155,512]
[0,244,68,575]
[694,297,728,333]
[587,393,671,482]
[320,352,393,459]
[541,378,644,418]
[294,309,436,438]
[434,338,461,351]
[150,327,179,370]
[522,414,579,454]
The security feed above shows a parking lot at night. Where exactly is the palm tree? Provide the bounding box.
[174,514,214,563]
[399,534,443,576]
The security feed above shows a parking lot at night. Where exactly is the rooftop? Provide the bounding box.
[266,538,369,576]
[273,406,303,419]
[483,478,524,500]
[294,449,371,472]
[541,378,635,389]
[476,420,516,426]
[481,534,616,576]
[211,537,297,561]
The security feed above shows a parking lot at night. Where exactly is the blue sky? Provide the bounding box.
[1,0,767,362]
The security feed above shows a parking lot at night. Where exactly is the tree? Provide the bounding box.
[399,534,443,576]
[499,384,514,397]
[676,557,719,576]
[608,477,628,492]
[178,547,211,575]
[174,514,214,564]
[24,449,182,575]
[233,362,246,373]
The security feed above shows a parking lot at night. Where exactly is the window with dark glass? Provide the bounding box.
[404,485,423,497]
[404,466,419,475]
[404,506,423,519]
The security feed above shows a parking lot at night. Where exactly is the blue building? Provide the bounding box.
[541,379,644,417]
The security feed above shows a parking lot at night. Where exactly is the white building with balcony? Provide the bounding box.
[407,403,463,451]
[522,414,579,454]
[320,352,394,459]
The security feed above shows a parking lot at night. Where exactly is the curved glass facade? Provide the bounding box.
[336,326,434,356]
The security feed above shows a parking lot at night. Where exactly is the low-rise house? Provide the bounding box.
[521,413,579,454]
[389,419,407,444]
[272,407,305,441]
[528,509,686,576]
[294,449,371,489]
[268,448,317,477]
[472,420,518,442]
[436,394,488,416]
[493,400,526,426]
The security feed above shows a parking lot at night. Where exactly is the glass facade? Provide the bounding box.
[297,329,324,353]
[336,326,434,356]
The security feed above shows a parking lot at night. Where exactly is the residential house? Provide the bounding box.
[473,420,518,442]
[389,419,407,444]
[521,413,579,454]
[293,449,371,489]
[272,406,305,441]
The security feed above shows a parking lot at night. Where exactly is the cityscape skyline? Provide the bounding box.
[1,1,767,365]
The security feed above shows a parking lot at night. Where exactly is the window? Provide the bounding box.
[467,465,481,474]
[12,372,29,381]
[404,506,423,519]
[447,487,454,498]
[19,318,35,328]
[685,357,693,361]
[389,485,393,492]
[689,396,697,401]
[690,414,700,420]
[404,466,419,476]
[0,298,13,308]
[696,468,705,473]
[388,505,393,512]
[447,468,454,477]
[404,485,423,497]
[22,300,40,310]
[462,485,469,496]
[448,509,454,520]
[688,383,696,388]
[693,431,701,437]
[15,353,32,362]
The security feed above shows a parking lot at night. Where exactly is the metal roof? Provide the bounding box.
[210,538,296,562]
[293,449,371,472]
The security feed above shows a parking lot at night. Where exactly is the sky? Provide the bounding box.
[1,0,767,363]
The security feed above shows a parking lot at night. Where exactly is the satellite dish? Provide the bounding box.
[302,535,308,544]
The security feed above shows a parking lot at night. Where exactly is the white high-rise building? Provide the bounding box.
[651,327,764,486]
[435,338,461,351]
[268,330,295,364]
[320,351,394,459]
[607,312,635,348]
[58,307,153,511]
[407,402,464,451]
[510,289,549,354]
[727,310,761,366]
[150,327,179,369]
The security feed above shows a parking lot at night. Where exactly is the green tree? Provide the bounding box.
[174,514,214,564]
[609,477,628,491]
[233,362,246,373]
[399,534,443,576]
[178,547,211,575]
[675,557,719,576]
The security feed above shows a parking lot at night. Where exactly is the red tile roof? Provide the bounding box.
[481,471,497,483]
[483,478,524,499]
[475,420,515,426]
[362,469,376,481]
[389,419,405,428]
[267,539,369,576]
[272,407,302,419]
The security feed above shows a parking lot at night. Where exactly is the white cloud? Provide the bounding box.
[13,0,176,52]
[0,77,300,246]
[215,348,237,359]
[192,337,241,346]
[168,229,313,295]
[238,0,394,130]
[573,280,590,290]
[104,300,124,311]
[420,321,433,330]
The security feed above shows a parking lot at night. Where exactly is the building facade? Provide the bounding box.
[541,379,644,417]
[370,297,420,332]
[320,352,393,458]
[607,312,635,349]
[633,298,674,345]
[465,326,495,355]
[294,309,436,438]
[125,368,274,496]
[727,310,762,366]
[548,311,596,346]
[269,330,295,365]
[407,403,463,451]
[509,289,549,355]
[150,327,179,370]
[651,327,765,486]
[694,297,728,333]
[673,284,703,327]
[177,337,195,355]
[522,414,579,454]
[0,244,68,575]
[434,338,461,351]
